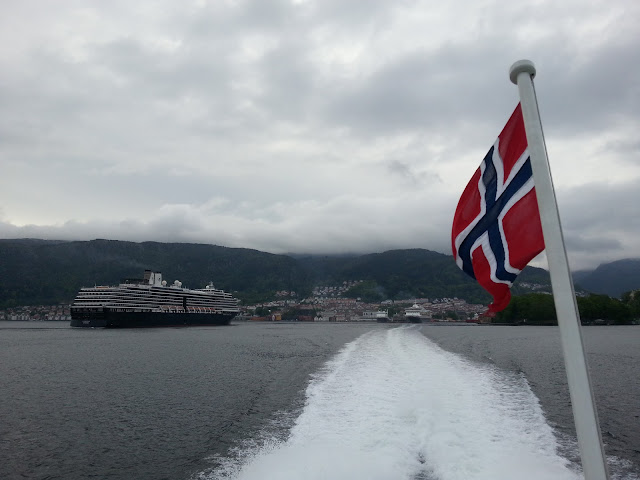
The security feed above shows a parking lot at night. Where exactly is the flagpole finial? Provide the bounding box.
[509,59,536,84]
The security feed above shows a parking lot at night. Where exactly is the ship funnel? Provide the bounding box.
[146,271,163,286]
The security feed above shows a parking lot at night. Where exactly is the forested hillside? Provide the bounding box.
[0,239,552,307]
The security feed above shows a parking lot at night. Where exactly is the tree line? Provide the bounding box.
[493,292,640,325]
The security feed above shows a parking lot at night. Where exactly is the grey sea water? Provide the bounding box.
[0,321,638,480]
[0,321,382,480]
[419,324,640,475]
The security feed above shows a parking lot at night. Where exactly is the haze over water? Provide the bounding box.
[1,322,638,480]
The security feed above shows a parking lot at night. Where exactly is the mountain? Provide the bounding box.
[0,239,304,307]
[0,238,551,308]
[571,269,592,284]
[572,259,640,298]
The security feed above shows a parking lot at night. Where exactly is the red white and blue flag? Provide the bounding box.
[452,104,545,312]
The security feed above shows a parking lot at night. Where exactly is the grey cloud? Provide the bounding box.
[255,43,318,122]
[563,235,623,253]
[600,137,640,166]
[0,188,456,258]
[321,45,518,138]
[1,0,639,272]
[187,0,297,37]
[559,182,640,231]
[387,160,418,183]
[556,181,640,268]
[534,38,640,138]
[386,159,440,186]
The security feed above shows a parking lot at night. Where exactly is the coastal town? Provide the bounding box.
[1,304,72,322]
[244,280,487,322]
[0,279,488,324]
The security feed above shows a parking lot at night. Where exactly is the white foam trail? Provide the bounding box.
[205,327,582,480]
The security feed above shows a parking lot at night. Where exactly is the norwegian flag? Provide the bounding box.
[452,104,545,312]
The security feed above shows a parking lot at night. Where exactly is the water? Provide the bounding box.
[416,324,640,478]
[0,322,638,480]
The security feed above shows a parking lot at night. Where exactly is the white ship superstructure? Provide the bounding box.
[405,303,431,322]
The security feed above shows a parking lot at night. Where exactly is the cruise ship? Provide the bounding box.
[70,270,240,328]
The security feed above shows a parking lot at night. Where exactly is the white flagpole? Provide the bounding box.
[509,59,609,480]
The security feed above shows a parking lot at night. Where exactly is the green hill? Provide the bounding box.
[0,239,304,307]
[0,239,551,308]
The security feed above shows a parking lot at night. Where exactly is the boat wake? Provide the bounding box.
[198,326,584,480]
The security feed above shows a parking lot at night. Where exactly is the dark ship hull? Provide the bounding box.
[70,309,236,328]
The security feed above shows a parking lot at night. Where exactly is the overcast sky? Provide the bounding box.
[1,0,638,270]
